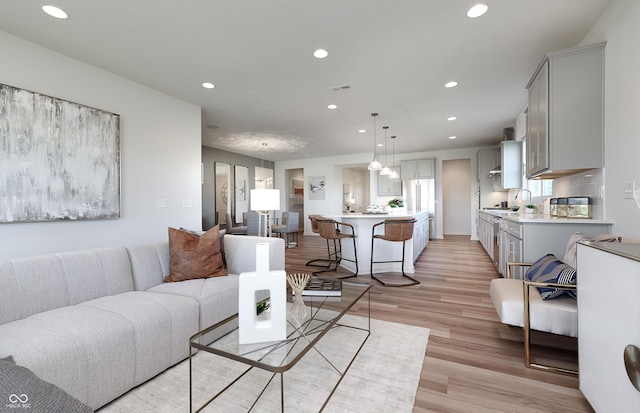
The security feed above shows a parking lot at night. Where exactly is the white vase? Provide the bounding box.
[525,207,535,214]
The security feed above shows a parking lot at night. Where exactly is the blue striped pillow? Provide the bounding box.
[525,254,577,300]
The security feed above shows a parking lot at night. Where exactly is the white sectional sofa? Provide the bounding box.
[0,234,285,410]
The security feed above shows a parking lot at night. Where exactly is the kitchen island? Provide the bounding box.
[331,211,429,275]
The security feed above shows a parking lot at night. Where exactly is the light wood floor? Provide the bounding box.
[283,234,594,413]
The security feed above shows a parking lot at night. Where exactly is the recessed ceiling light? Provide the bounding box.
[467,4,488,18]
[42,5,68,19]
[445,81,458,88]
[202,82,215,89]
[448,116,457,121]
[314,49,329,59]
[377,143,384,147]
[358,129,366,133]
[449,136,457,140]
[328,104,337,109]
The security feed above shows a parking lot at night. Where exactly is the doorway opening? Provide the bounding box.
[443,159,471,236]
[285,168,304,230]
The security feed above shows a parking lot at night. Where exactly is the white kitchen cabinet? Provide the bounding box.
[477,149,504,193]
[499,219,523,277]
[577,242,640,412]
[526,42,605,179]
[412,212,429,263]
[498,218,612,278]
[500,140,522,189]
[377,167,402,196]
[478,211,495,258]
[400,159,434,180]
[515,106,527,141]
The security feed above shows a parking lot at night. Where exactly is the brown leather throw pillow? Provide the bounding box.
[164,225,227,282]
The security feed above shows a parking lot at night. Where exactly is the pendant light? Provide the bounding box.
[367,113,382,171]
[389,135,399,179]
[379,126,391,176]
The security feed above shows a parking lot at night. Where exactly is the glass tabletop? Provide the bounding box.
[189,280,370,373]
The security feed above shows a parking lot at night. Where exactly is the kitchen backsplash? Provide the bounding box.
[507,168,604,219]
[547,168,604,219]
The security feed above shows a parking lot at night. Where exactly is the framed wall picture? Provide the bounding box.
[0,83,120,223]
[308,175,326,200]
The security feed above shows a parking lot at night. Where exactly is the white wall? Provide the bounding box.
[275,146,486,239]
[0,32,202,259]
[582,0,640,240]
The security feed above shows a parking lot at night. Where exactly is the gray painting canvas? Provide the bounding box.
[0,84,120,223]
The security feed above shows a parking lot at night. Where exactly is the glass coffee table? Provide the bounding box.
[189,280,370,413]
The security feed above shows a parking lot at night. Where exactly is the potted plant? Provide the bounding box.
[525,204,536,214]
[388,198,404,208]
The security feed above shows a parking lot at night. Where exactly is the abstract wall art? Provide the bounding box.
[308,175,325,200]
[0,83,120,223]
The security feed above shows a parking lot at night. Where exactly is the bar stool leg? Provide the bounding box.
[371,238,419,287]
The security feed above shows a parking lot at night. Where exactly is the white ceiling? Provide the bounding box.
[0,0,612,162]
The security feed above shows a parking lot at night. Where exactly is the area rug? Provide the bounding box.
[98,315,429,412]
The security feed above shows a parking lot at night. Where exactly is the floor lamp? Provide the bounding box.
[250,189,280,237]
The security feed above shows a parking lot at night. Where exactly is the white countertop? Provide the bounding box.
[338,210,429,219]
[479,209,614,224]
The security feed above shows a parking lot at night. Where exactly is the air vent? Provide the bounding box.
[330,84,351,91]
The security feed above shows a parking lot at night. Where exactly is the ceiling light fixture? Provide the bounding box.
[367,113,382,171]
[445,81,458,88]
[389,135,399,179]
[467,4,489,18]
[380,126,391,176]
[313,49,328,59]
[448,116,457,121]
[358,129,366,133]
[42,5,68,19]
[327,104,337,109]
[449,136,457,140]
[202,82,215,89]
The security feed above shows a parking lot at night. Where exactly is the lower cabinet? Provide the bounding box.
[577,243,640,411]
[412,213,429,263]
[477,211,613,278]
[499,223,523,277]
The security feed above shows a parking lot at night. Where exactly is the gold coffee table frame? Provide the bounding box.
[189,280,370,412]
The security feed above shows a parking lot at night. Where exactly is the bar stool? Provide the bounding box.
[306,216,358,278]
[370,217,419,286]
[305,215,330,267]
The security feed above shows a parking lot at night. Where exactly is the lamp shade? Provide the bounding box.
[251,189,280,211]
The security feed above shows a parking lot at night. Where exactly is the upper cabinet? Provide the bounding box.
[401,159,435,180]
[515,106,527,141]
[500,140,522,189]
[378,167,402,196]
[526,42,606,179]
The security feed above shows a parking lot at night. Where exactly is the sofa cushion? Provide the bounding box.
[489,278,578,337]
[0,306,137,410]
[0,355,92,413]
[164,226,227,282]
[54,247,134,305]
[79,291,199,385]
[148,275,239,329]
[525,254,577,300]
[127,243,170,291]
[0,256,69,325]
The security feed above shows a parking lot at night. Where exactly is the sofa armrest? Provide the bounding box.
[505,261,532,279]
[223,235,286,275]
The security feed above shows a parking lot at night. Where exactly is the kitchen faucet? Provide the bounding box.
[515,188,532,206]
